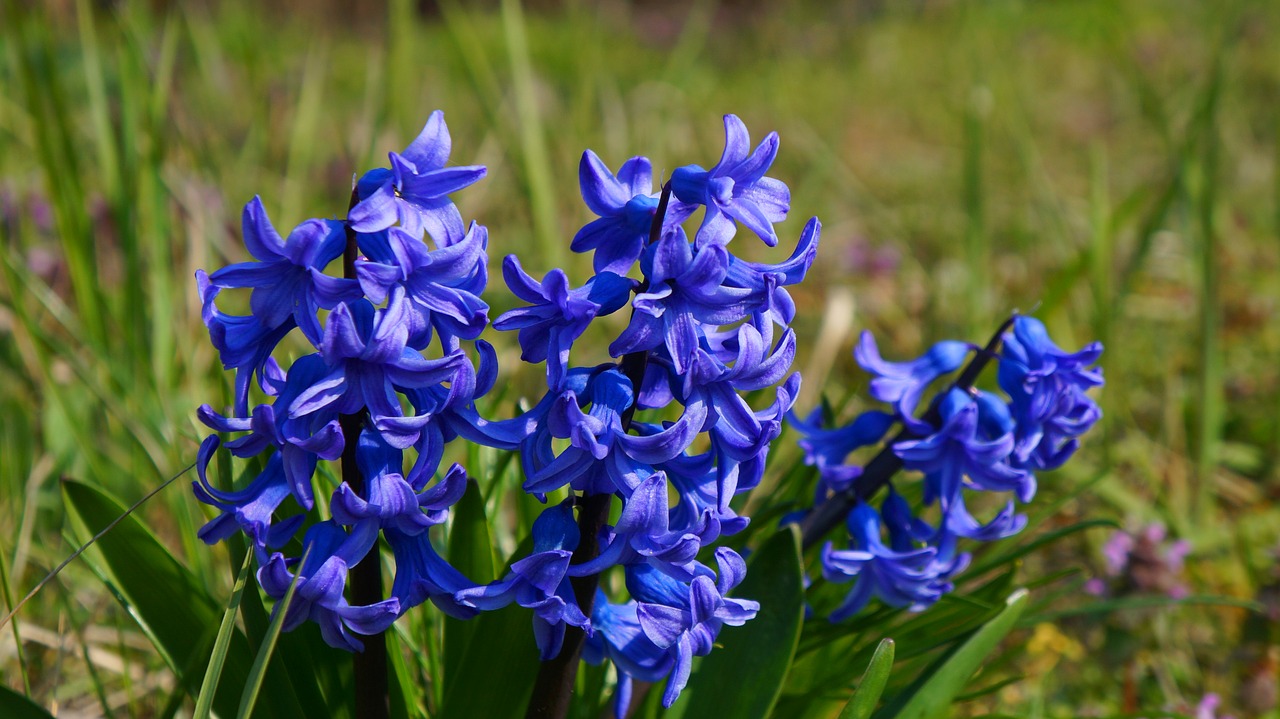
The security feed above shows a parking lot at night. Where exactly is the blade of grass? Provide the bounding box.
[282,43,328,222]
[76,0,120,200]
[1087,142,1114,467]
[236,547,307,719]
[137,8,182,398]
[0,546,31,694]
[659,0,717,84]
[223,535,339,719]
[960,518,1117,582]
[500,0,561,268]
[0,250,168,471]
[1274,104,1280,476]
[57,589,118,719]
[2,466,193,631]
[385,626,416,719]
[194,547,254,719]
[961,83,990,335]
[1115,24,1230,305]
[1192,43,1225,528]
[873,589,1027,719]
[12,12,105,346]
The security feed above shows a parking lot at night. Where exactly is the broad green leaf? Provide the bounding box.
[439,535,540,719]
[62,480,298,718]
[444,480,496,698]
[439,603,540,719]
[0,685,55,719]
[668,525,806,719]
[874,589,1028,719]
[840,638,895,719]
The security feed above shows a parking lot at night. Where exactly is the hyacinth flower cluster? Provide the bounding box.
[195,110,504,651]
[195,112,815,710]
[495,114,816,711]
[790,315,1104,620]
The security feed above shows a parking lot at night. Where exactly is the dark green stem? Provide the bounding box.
[524,184,671,719]
[797,314,1016,550]
[344,187,389,719]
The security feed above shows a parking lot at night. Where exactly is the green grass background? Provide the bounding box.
[1,0,1278,716]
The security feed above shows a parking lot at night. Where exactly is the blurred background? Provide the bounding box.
[1,0,1277,716]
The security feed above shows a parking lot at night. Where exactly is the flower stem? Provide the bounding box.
[345,187,389,719]
[524,183,671,719]
[524,490,613,719]
[798,314,1017,550]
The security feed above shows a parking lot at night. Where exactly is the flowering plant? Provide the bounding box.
[190,112,1105,719]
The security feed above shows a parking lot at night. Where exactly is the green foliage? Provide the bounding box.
[0,685,55,719]
[668,526,806,719]
[873,590,1027,719]
[439,536,541,719]
[193,547,253,719]
[61,480,306,718]
[443,479,497,698]
[839,638,895,719]
[1,1,1275,717]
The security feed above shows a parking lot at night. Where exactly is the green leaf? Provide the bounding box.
[668,525,806,719]
[62,480,296,718]
[839,638,895,719]
[194,547,253,719]
[873,589,1028,719]
[444,479,496,698]
[439,535,540,719]
[0,685,55,719]
[237,544,306,719]
[439,604,540,719]
[225,535,344,719]
[386,628,416,719]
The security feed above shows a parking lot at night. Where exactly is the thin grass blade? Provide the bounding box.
[194,547,254,719]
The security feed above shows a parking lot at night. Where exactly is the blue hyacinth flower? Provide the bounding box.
[998,316,1104,470]
[610,229,771,373]
[209,197,362,345]
[671,114,791,247]
[630,549,759,707]
[258,520,401,652]
[894,388,1036,507]
[354,221,490,350]
[583,593,673,719]
[572,151,695,274]
[854,331,972,433]
[495,255,636,390]
[288,290,469,449]
[348,110,487,246]
[455,502,590,660]
[520,369,706,498]
[821,501,960,620]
